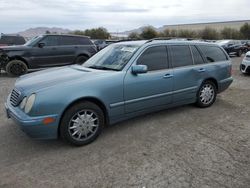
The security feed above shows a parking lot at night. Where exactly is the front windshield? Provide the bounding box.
[24,35,43,46]
[83,44,140,71]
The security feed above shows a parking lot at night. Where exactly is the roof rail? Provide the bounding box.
[145,37,177,43]
[145,37,202,43]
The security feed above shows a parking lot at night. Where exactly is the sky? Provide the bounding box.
[0,0,250,33]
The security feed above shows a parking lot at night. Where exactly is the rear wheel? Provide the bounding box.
[75,55,89,65]
[196,81,217,108]
[60,102,104,146]
[6,60,28,76]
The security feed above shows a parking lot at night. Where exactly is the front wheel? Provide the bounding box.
[60,102,105,146]
[196,81,217,108]
[6,60,28,76]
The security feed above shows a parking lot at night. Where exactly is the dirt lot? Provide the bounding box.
[0,57,250,188]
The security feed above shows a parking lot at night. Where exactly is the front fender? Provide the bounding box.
[29,73,125,121]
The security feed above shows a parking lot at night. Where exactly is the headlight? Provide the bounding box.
[19,97,27,109]
[24,94,36,113]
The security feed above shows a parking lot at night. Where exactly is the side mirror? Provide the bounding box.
[131,65,148,75]
[38,42,45,48]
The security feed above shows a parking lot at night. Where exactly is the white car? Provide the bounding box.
[240,52,250,74]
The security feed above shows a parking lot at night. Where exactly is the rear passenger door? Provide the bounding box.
[124,45,173,113]
[170,45,201,102]
[57,36,78,65]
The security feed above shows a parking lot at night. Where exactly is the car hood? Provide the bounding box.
[15,65,111,93]
[0,45,29,51]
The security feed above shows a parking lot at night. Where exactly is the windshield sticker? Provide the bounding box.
[121,47,137,53]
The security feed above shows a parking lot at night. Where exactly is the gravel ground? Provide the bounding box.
[0,57,249,188]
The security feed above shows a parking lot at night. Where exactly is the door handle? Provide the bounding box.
[163,74,173,79]
[197,68,206,73]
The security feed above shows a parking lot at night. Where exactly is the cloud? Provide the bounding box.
[0,0,249,33]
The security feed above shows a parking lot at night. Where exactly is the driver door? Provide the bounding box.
[124,45,173,113]
[30,35,62,67]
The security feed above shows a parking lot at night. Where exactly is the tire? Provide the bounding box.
[6,60,28,76]
[196,81,217,108]
[237,50,242,57]
[60,101,105,146]
[75,55,89,65]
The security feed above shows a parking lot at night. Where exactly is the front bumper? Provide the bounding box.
[5,100,59,139]
[240,60,250,74]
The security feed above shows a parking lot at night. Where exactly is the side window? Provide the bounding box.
[79,37,92,45]
[60,36,76,45]
[137,46,168,71]
[40,36,59,46]
[199,45,228,63]
[171,45,193,68]
[191,45,204,65]
[59,36,92,45]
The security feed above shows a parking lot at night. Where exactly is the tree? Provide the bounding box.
[84,27,110,39]
[199,27,219,40]
[177,29,197,38]
[158,29,171,38]
[140,26,158,39]
[170,29,178,37]
[221,27,241,39]
[45,30,50,34]
[128,32,140,39]
[240,23,250,39]
[72,30,85,35]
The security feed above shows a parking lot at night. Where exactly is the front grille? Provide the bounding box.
[10,88,21,107]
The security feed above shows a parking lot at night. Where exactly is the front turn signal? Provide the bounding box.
[43,117,55,125]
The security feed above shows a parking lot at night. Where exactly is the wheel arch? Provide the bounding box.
[58,97,109,137]
[76,53,90,58]
[201,77,218,91]
[8,56,29,68]
[74,53,90,64]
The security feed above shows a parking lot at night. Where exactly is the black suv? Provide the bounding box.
[216,40,244,57]
[0,34,97,76]
[0,34,26,46]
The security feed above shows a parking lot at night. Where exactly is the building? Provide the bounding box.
[159,20,250,31]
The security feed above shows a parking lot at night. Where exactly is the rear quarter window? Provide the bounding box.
[79,37,93,45]
[199,45,228,63]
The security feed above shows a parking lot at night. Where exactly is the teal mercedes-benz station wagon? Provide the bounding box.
[5,39,233,145]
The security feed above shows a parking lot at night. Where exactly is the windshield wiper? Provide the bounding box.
[88,65,119,71]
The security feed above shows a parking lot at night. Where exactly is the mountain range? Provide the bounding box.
[17,27,72,38]
[15,26,151,38]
